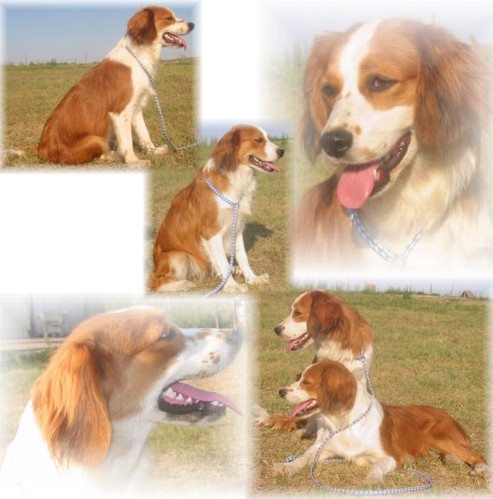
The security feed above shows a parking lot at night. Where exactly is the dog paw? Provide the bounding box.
[363,473,384,485]
[253,404,270,422]
[246,273,270,286]
[471,463,491,479]
[273,462,292,476]
[127,158,151,168]
[149,145,169,156]
[223,281,248,294]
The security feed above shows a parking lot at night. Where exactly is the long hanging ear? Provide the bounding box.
[127,7,157,45]
[413,23,491,149]
[31,339,113,467]
[300,29,358,161]
[211,128,241,171]
[316,362,357,414]
[306,292,349,342]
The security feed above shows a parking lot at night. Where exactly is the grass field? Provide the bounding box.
[3,58,197,169]
[254,290,490,495]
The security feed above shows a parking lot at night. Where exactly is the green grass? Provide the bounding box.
[147,135,291,293]
[3,59,197,169]
[254,290,489,494]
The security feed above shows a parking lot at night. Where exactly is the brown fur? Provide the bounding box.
[294,19,492,272]
[31,308,184,467]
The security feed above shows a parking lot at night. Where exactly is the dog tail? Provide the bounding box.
[148,250,207,292]
[38,134,107,165]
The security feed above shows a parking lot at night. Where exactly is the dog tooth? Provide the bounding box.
[176,394,184,401]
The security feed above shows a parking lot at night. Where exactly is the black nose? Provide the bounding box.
[320,129,353,158]
[274,325,283,336]
[277,147,284,158]
[188,22,195,31]
[279,388,287,398]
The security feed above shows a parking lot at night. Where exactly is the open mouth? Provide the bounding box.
[162,32,188,49]
[289,398,319,420]
[286,332,311,352]
[158,381,242,421]
[249,155,281,173]
[336,131,411,209]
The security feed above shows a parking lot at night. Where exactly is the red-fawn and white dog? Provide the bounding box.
[38,6,194,166]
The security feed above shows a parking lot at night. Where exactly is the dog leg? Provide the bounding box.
[109,111,150,167]
[203,234,247,293]
[132,111,168,155]
[234,232,269,286]
[273,440,335,476]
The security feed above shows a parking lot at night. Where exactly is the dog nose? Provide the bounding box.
[274,325,283,336]
[320,129,353,158]
[279,388,287,398]
[188,22,195,31]
[276,147,285,158]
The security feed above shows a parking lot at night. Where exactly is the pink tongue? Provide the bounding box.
[167,33,187,49]
[264,161,281,173]
[170,382,242,415]
[337,163,377,209]
[289,399,315,419]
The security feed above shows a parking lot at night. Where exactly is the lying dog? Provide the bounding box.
[38,6,194,165]
[0,307,241,494]
[258,290,373,433]
[274,359,489,484]
[149,125,284,292]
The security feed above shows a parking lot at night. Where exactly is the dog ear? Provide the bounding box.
[300,30,358,161]
[307,292,349,343]
[31,339,113,467]
[317,361,357,414]
[211,128,241,171]
[412,22,491,149]
[127,7,157,45]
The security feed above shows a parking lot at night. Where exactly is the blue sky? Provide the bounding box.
[3,3,198,64]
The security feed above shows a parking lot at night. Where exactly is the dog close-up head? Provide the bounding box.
[127,6,195,48]
[279,359,357,419]
[300,18,491,210]
[274,290,351,352]
[211,125,284,173]
[31,307,241,468]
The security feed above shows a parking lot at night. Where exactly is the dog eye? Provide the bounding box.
[321,84,337,97]
[166,16,175,21]
[367,75,396,92]
[160,329,177,341]
[293,309,302,317]
[254,137,264,143]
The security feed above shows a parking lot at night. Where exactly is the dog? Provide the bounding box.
[273,359,489,483]
[0,307,241,494]
[293,19,492,275]
[37,6,194,166]
[148,125,284,292]
[258,290,373,433]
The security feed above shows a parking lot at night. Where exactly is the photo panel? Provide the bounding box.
[0,294,252,496]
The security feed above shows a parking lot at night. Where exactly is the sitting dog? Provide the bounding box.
[149,125,284,292]
[273,359,489,484]
[38,6,194,165]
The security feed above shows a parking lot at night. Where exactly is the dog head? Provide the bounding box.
[301,19,490,210]
[211,125,284,173]
[274,290,351,352]
[31,307,241,467]
[279,359,357,418]
[127,6,194,48]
